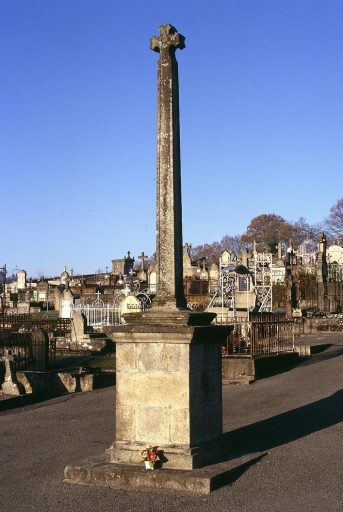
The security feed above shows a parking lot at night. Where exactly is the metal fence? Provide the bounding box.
[0,315,72,371]
[222,316,297,357]
[71,292,151,328]
[0,331,54,372]
[72,303,122,327]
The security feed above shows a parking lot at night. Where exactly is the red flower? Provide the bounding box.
[148,451,157,461]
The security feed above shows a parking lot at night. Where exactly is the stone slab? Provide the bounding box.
[64,452,267,494]
[222,352,299,384]
[295,343,331,356]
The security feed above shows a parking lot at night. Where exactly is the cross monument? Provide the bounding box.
[138,251,148,270]
[150,24,186,309]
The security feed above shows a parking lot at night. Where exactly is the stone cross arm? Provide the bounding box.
[150,24,185,54]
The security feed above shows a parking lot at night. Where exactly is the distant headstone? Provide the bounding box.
[61,299,72,318]
[147,262,157,295]
[72,311,87,338]
[137,251,148,281]
[17,270,27,290]
[121,294,141,318]
[1,348,23,395]
[31,328,49,370]
[183,243,194,277]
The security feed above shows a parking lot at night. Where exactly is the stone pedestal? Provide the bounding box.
[107,311,230,470]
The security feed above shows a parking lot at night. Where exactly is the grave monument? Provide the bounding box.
[137,251,148,281]
[1,348,24,395]
[65,25,236,493]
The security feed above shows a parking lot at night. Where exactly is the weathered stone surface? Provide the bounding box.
[115,404,135,440]
[150,24,186,309]
[109,313,230,469]
[165,343,189,373]
[64,453,265,494]
[136,342,165,371]
[117,372,189,407]
[221,353,300,384]
[115,344,137,372]
[123,310,216,326]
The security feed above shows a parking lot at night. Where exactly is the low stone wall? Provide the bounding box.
[301,317,343,334]
[16,370,115,394]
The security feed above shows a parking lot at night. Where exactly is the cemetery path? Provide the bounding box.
[0,335,343,511]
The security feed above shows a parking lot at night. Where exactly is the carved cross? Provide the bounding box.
[1,348,16,382]
[150,24,185,57]
[138,251,148,270]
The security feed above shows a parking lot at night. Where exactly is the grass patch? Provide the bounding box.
[52,354,116,371]
[86,355,116,371]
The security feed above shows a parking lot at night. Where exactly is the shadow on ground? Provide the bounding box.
[222,388,343,461]
[297,344,343,367]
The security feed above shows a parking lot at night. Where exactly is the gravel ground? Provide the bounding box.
[1,333,343,512]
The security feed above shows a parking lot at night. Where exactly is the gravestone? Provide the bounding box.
[72,311,88,338]
[1,348,24,395]
[31,327,49,370]
[120,294,141,320]
[137,251,148,281]
[147,260,157,294]
[61,299,72,318]
[183,243,195,277]
[17,269,27,290]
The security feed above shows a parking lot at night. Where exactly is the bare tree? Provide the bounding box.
[288,217,323,248]
[220,235,246,254]
[324,198,343,243]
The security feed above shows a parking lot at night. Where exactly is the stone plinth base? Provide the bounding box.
[111,310,230,470]
[107,437,222,471]
[64,453,266,494]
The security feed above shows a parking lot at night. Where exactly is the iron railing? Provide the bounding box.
[222,317,297,357]
[0,315,72,372]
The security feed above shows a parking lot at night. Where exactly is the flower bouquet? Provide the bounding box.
[140,445,158,470]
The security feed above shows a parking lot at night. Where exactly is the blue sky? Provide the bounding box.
[1,0,342,278]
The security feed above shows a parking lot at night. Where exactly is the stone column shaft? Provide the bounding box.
[150,24,186,309]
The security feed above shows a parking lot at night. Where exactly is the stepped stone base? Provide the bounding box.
[64,453,266,494]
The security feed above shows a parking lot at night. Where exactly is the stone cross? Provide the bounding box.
[1,348,22,395]
[150,24,186,309]
[138,251,148,271]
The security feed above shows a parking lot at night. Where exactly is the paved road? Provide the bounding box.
[1,333,343,512]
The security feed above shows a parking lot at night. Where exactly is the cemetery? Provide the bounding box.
[1,22,342,496]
